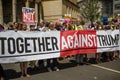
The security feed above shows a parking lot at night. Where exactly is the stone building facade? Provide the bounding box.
[0,0,80,25]
[0,0,42,24]
[113,0,120,15]
[102,0,113,17]
[42,0,80,22]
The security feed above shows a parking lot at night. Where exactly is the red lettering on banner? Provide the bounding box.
[60,30,97,57]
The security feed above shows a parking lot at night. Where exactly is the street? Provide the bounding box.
[2,57,120,80]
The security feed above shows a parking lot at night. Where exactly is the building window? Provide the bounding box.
[115,4,120,9]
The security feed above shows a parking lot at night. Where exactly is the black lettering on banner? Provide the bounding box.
[112,34,119,45]
[0,37,7,55]
[106,35,111,46]
[97,35,102,46]
[38,37,45,51]
[16,37,24,53]
[45,37,51,51]
[114,34,119,45]
[8,38,16,54]
[31,38,37,52]
[97,34,119,47]
[51,37,58,50]
[25,38,31,53]
[116,34,119,45]
[110,35,115,45]
[101,35,107,46]
[110,34,119,45]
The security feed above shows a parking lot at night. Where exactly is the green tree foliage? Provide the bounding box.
[80,0,100,22]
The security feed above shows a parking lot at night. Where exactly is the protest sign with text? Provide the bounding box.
[22,7,35,24]
[0,30,120,63]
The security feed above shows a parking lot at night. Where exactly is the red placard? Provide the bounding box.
[22,7,35,24]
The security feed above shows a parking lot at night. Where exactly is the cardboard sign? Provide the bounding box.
[22,7,35,24]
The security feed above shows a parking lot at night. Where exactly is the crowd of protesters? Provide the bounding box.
[0,17,120,79]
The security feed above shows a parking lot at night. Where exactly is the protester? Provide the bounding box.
[29,22,47,69]
[46,22,60,72]
[5,22,30,77]
[13,22,19,31]
[38,20,47,32]
[7,23,13,30]
[20,24,30,77]
[75,18,87,65]
[95,24,103,63]
[62,23,68,30]
[110,20,117,61]
[37,20,48,69]
[18,23,23,30]
[0,24,4,31]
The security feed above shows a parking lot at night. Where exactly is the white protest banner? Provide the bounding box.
[0,30,120,63]
[22,7,35,24]
[0,31,60,63]
[97,30,119,52]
